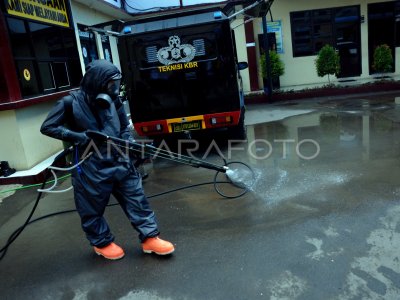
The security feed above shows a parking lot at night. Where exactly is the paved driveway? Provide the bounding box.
[1,91,400,299]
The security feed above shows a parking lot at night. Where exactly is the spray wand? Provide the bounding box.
[85,130,256,198]
[86,130,230,173]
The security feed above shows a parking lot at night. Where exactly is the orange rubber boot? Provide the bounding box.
[94,242,125,260]
[142,236,175,255]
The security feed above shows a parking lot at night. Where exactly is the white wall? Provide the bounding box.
[0,101,62,170]
[71,1,114,25]
[0,110,28,170]
[17,101,64,168]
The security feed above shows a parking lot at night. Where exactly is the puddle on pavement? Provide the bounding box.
[238,97,400,206]
[320,99,392,114]
[148,97,400,210]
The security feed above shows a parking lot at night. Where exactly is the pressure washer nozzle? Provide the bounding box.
[223,166,229,171]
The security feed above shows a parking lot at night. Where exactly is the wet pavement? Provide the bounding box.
[2,91,400,299]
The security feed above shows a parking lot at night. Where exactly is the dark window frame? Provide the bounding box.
[5,16,81,98]
[290,5,360,57]
[291,9,333,57]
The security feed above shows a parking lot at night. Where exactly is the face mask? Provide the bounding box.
[106,79,121,99]
[95,93,113,109]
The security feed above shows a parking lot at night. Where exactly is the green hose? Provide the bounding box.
[0,174,71,195]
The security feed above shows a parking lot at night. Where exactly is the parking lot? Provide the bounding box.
[2,91,400,299]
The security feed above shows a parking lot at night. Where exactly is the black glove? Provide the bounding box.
[62,129,89,145]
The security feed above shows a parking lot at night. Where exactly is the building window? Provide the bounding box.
[290,6,360,58]
[291,9,333,57]
[5,17,82,98]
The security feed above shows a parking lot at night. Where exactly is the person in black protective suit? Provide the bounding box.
[40,59,174,260]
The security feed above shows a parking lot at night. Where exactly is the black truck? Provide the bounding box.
[117,9,248,139]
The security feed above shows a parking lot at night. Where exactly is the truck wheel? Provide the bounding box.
[228,112,247,140]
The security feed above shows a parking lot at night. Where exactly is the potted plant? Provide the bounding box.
[372,44,393,78]
[260,50,285,91]
[315,44,340,84]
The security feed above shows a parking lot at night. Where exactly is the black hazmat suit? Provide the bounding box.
[40,60,159,247]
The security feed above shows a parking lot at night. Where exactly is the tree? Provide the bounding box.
[260,50,285,80]
[260,50,285,91]
[315,44,340,84]
[373,44,393,75]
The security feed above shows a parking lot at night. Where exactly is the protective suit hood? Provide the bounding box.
[80,59,122,98]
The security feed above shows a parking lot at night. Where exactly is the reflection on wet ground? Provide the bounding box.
[241,95,400,210]
[154,94,400,211]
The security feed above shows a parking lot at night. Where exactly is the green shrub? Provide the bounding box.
[260,50,285,79]
[373,44,393,73]
[315,44,340,83]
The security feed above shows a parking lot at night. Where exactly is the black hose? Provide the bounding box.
[0,177,246,261]
[0,170,48,261]
[0,146,73,261]
[214,161,256,199]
